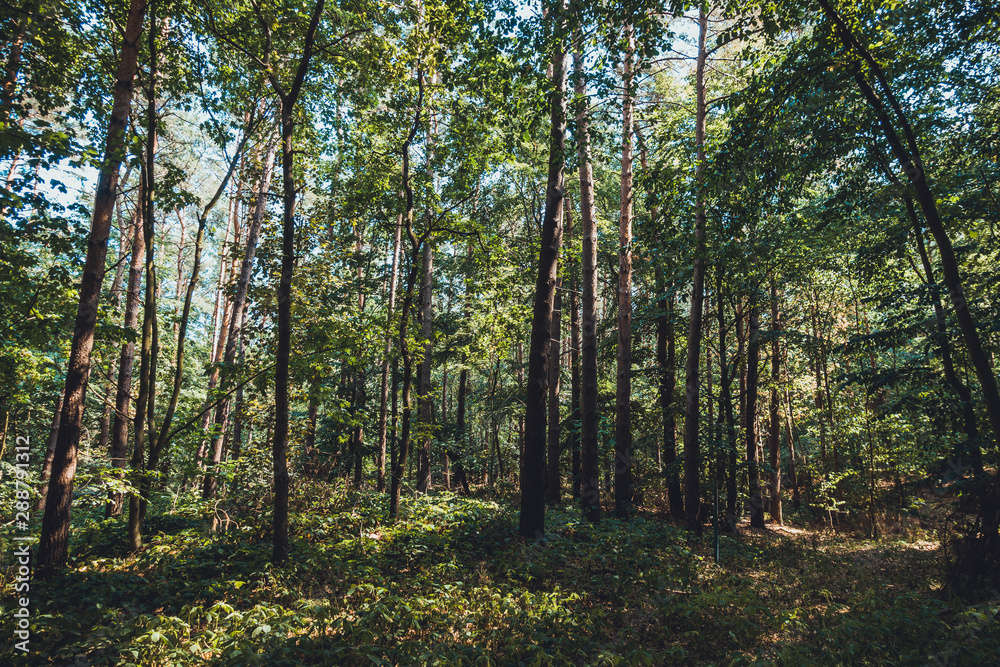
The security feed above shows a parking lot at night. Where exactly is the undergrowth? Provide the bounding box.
[2,483,998,665]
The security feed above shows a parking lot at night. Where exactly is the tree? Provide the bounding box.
[37,0,147,575]
[682,4,708,534]
[574,18,601,524]
[615,20,635,519]
[519,2,566,539]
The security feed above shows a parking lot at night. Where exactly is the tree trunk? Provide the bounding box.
[389,70,425,521]
[615,22,635,518]
[746,302,764,528]
[152,118,250,506]
[204,132,277,499]
[546,260,562,504]
[683,5,709,533]
[199,182,238,437]
[416,239,434,493]
[716,267,739,519]
[270,0,325,564]
[352,222,367,488]
[768,280,782,525]
[654,269,680,522]
[574,30,600,523]
[97,193,133,455]
[519,14,565,539]
[37,0,147,576]
[128,26,161,550]
[35,392,63,512]
[568,196,581,500]
[172,206,186,341]
[456,241,472,471]
[891,184,982,474]
[784,384,801,511]
[377,212,403,491]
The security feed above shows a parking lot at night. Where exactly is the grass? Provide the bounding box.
[2,482,999,665]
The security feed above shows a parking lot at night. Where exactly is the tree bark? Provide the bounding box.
[389,70,425,521]
[546,255,562,504]
[128,21,161,550]
[768,280,782,524]
[784,383,801,511]
[615,22,635,518]
[352,222,367,488]
[746,302,764,528]
[456,238,473,476]
[377,212,403,491]
[199,182,238,438]
[519,13,565,539]
[416,239,434,493]
[683,5,709,533]
[107,193,143,517]
[658,268,683,519]
[716,267,739,519]
[574,30,600,523]
[568,196,581,500]
[35,392,63,512]
[97,192,133,455]
[152,119,250,505]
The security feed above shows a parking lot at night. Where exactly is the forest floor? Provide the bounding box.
[2,481,999,666]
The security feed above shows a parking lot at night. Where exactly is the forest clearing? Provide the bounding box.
[2,0,1000,663]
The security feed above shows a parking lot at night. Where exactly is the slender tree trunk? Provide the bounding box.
[377,212,403,492]
[683,5,709,533]
[716,267,738,519]
[128,24,161,550]
[574,31,600,523]
[37,0,147,576]
[204,133,277,499]
[746,301,764,528]
[389,70,425,521]
[352,223,367,488]
[516,342,524,476]
[615,22,635,518]
[35,393,63,512]
[902,192,982,473]
[768,280,782,524]
[568,197,581,500]
[784,383,801,511]
[108,192,144,517]
[390,249,422,518]
[172,207,186,340]
[546,262,562,504]
[415,239,434,493]
[97,196,133,455]
[809,293,827,463]
[304,378,319,475]
[152,120,249,509]
[519,13,565,539]
[658,268,683,518]
[705,290,715,484]
[199,183,238,438]
[441,367,448,425]
[456,240,473,474]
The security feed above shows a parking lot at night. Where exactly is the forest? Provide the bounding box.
[2,0,1000,663]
